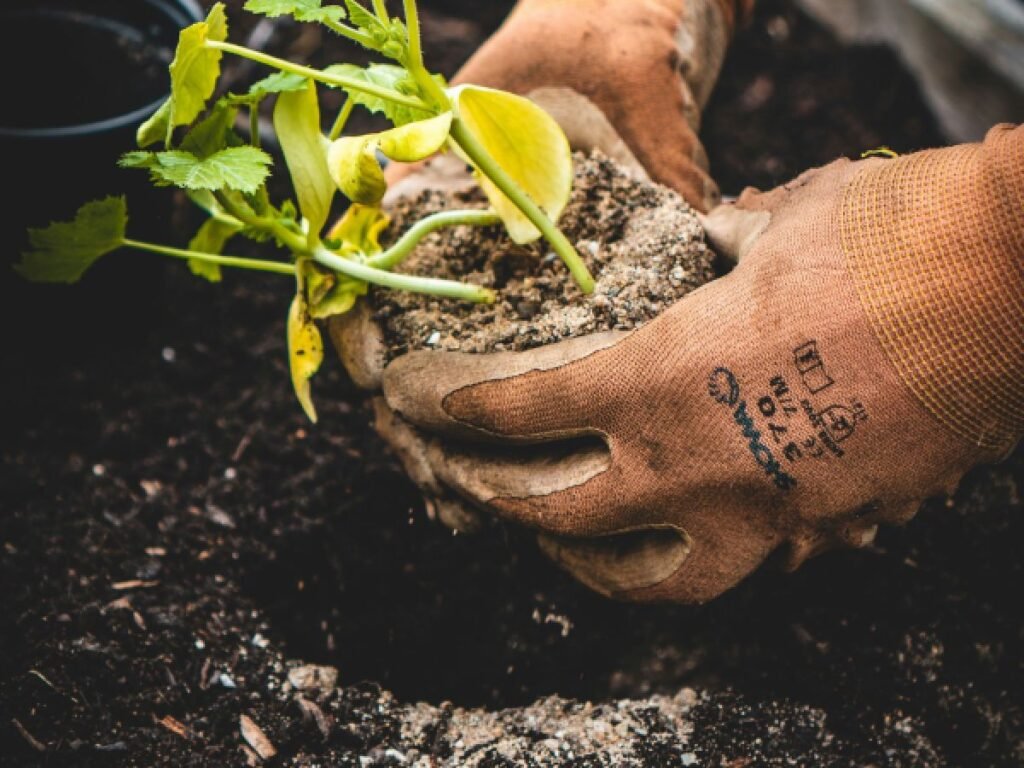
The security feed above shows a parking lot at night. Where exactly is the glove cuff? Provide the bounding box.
[840,125,1024,453]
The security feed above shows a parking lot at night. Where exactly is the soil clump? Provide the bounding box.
[374,151,713,358]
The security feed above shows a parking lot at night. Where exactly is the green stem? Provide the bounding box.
[372,0,389,20]
[249,104,261,149]
[314,246,495,303]
[122,239,296,275]
[207,41,430,111]
[448,119,595,293]
[401,0,449,108]
[328,98,355,141]
[368,209,499,270]
[321,19,376,48]
[214,192,307,252]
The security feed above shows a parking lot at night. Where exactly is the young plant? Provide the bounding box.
[16,1,594,421]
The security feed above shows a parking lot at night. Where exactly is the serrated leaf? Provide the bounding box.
[450,85,572,244]
[327,203,389,255]
[168,3,229,142]
[287,293,324,422]
[274,80,334,244]
[377,112,452,162]
[187,216,244,282]
[119,151,159,170]
[147,147,273,193]
[15,198,127,284]
[326,135,386,204]
[138,99,172,148]
[322,63,438,126]
[245,0,346,24]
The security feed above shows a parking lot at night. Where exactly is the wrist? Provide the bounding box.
[840,124,1024,454]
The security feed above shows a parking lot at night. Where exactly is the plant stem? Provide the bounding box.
[401,0,449,108]
[206,41,430,111]
[372,0,389,20]
[403,0,423,67]
[448,118,595,293]
[314,246,495,303]
[329,98,355,141]
[249,104,261,149]
[368,209,499,270]
[321,19,376,48]
[122,239,296,275]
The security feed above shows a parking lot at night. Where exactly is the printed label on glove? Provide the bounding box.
[709,340,870,490]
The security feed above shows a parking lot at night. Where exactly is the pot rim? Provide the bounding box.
[0,0,204,140]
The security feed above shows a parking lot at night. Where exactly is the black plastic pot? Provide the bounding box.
[0,0,204,368]
[2,0,203,238]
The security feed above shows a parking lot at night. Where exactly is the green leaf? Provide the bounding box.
[343,0,381,34]
[273,80,335,244]
[377,112,452,162]
[137,99,172,148]
[326,135,386,204]
[15,198,127,284]
[287,293,324,422]
[136,147,273,193]
[168,3,229,143]
[181,102,240,158]
[245,0,346,24]
[451,85,572,243]
[249,71,310,97]
[322,63,438,126]
[187,216,244,282]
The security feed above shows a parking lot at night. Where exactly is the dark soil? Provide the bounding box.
[2,1,1021,766]
[375,152,712,357]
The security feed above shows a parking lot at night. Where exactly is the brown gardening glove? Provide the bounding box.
[376,124,1024,603]
[334,0,751,530]
[387,0,755,212]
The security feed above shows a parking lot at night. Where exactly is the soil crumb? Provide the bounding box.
[374,150,714,358]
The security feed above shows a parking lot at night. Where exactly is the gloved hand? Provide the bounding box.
[387,0,754,212]
[377,125,1024,603]
[333,0,751,530]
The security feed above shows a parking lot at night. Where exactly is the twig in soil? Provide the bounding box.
[240,714,278,760]
[157,715,190,739]
[232,427,259,462]
[12,718,47,752]
[111,579,160,590]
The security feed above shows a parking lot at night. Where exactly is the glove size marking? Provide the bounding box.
[709,341,870,489]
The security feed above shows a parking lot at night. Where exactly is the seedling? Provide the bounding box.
[16,0,595,421]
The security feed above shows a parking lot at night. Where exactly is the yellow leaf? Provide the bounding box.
[327,204,390,256]
[274,80,335,244]
[287,294,324,423]
[327,135,386,205]
[450,85,571,244]
[377,112,453,163]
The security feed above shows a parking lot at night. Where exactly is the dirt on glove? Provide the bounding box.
[373,151,715,358]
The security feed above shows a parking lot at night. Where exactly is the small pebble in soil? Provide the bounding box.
[374,150,715,358]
